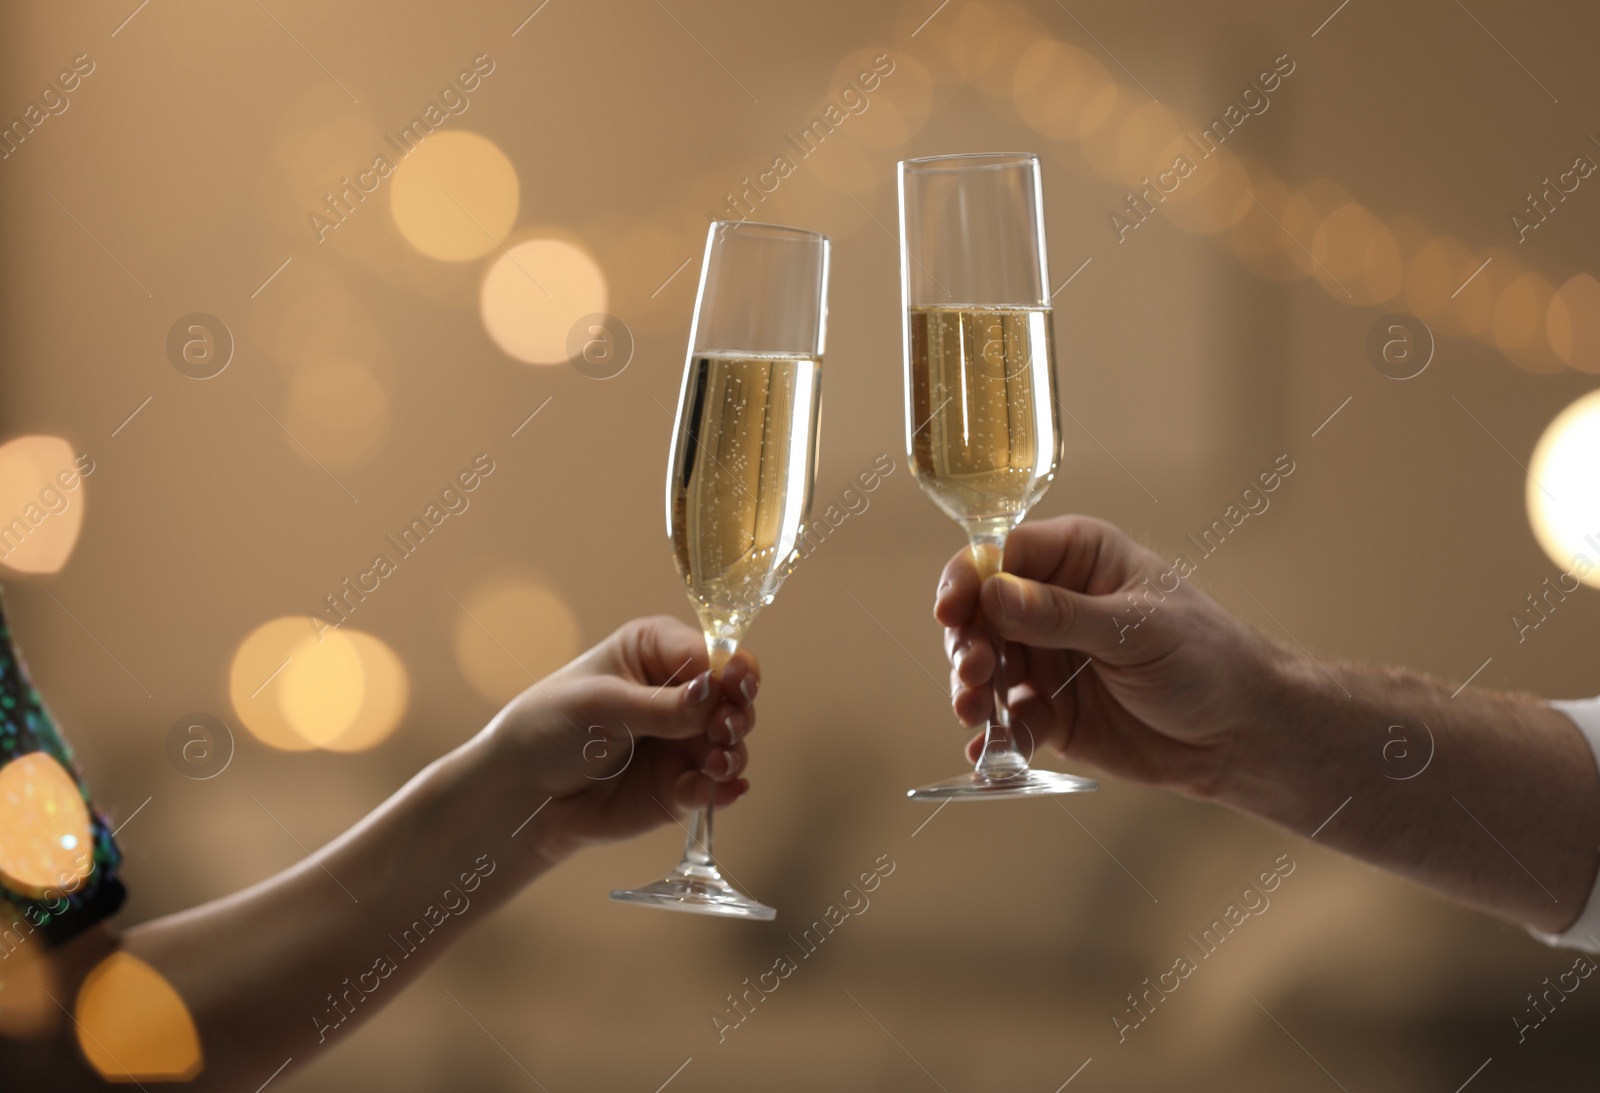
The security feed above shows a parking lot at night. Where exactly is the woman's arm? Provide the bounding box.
[4,616,758,1090]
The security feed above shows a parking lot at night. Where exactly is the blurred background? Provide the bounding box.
[3,0,1600,1088]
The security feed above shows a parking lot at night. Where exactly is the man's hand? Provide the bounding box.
[934,515,1284,796]
[484,616,759,861]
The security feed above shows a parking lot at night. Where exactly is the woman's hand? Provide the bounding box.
[483,616,760,862]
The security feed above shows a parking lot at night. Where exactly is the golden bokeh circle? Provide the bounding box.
[480,238,608,365]
[1162,148,1253,236]
[389,130,519,262]
[0,436,87,577]
[0,911,56,1037]
[0,752,93,900]
[1279,179,1352,280]
[1493,271,1560,372]
[453,576,580,704]
[229,617,408,751]
[1310,203,1402,306]
[229,617,319,751]
[1013,39,1119,142]
[277,629,367,748]
[1112,102,1191,188]
[1404,235,1472,336]
[1453,247,1519,339]
[75,952,203,1082]
[1527,389,1600,589]
[285,360,391,465]
[830,48,934,148]
[948,2,1047,98]
[289,628,409,753]
[1548,273,1600,373]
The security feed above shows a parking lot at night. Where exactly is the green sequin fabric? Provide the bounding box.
[0,591,124,942]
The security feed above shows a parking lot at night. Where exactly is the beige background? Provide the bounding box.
[3,0,1599,1088]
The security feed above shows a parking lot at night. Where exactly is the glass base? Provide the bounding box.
[610,867,776,921]
[907,767,1100,800]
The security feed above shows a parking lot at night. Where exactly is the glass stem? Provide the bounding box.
[969,534,1029,779]
[682,805,714,868]
[674,632,738,877]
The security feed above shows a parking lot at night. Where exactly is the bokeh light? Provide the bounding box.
[0,911,56,1038]
[75,952,203,1082]
[479,238,608,365]
[947,2,1047,98]
[1013,39,1119,141]
[285,359,391,465]
[1527,389,1600,589]
[1112,101,1190,187]
[1453,247,1516,338]
[1228,171,1305,282]
[1280,179,1351,283]
[260,262,383,375]
[0,436,87,577]
[280,628,408,751]
[1404,234,1472,336]
[830,48,934,148]
[389,131,519,262]
[1493,271,1560,373]
[229,618,408,751]
[1548,273,1600,372]
[453,576,580,704]
[1310,203,1402,306]
[1161,149,1252,237]
[263,85,381,240]
[0,752,92,899]
[277,629,367,748]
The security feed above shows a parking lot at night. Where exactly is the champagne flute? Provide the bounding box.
[899,153,1099,800]
[610,220,829,919]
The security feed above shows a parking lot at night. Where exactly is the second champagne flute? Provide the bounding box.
[610,220,829,919]
[899,152,1099,801]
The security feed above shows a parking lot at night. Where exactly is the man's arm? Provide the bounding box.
[1217,650,1600,935]
[934,515,1600,938]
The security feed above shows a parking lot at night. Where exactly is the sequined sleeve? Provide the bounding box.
[0,594,125,946]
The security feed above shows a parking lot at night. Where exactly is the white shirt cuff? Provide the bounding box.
[1527,697,1600,953]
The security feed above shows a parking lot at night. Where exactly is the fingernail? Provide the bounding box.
[993,574,1026,621]
[739,675,758,703]
[686,672,712,706]
[711,710,740,745]
[720,749,739,778]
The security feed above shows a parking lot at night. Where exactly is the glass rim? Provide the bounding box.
[706,219,829,244]
[899,152,1039,174]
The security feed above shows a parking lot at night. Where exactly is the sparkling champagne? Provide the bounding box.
[670,353,821,642]
[907,305,1061,532]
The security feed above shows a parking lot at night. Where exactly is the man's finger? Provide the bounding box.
[1003,515,1145,592]
[982,573,1137,656]
[946,624,995,688]
[933,547,983,629]
[952,680,991,727]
